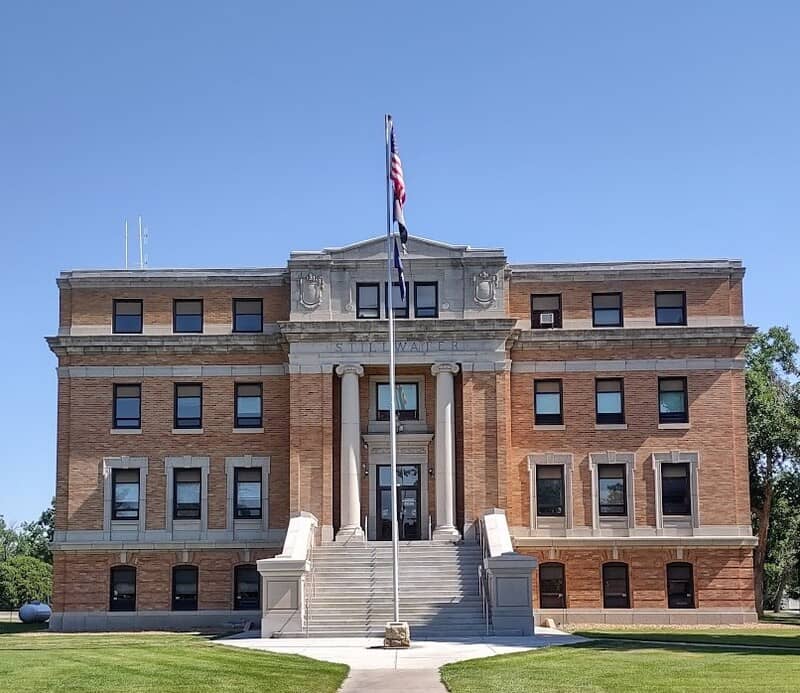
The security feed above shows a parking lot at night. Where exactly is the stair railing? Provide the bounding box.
[303,523,316,636]
[476,516,493,635]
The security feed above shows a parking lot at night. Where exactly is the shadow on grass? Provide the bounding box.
[569,637,800,657]
[0,622,48,635]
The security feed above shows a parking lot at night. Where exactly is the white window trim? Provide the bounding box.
[589,451,636,531]
[225,455,271,533]
[368,374,427,433]
[102,456,148,535]
[164,456,210,535]
[652,451,700,531]
[527,453,573,531]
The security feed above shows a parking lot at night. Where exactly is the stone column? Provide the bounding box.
[432,363,460,541]
[335,364,364,540]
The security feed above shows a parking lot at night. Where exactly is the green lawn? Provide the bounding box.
[0,631,348,693]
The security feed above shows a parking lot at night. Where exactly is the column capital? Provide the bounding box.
[335,364,364,378]
[431,362,460,376]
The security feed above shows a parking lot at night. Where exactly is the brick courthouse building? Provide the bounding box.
[47,235,757,630]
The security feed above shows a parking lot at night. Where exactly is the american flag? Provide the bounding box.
[389,117,409,251]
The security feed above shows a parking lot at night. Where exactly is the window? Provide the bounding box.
[234,565,260,610]
[173,299,203,333]
[173,468,201,519]
[602,562,630,608]
[109,566,136,612]
[377,382,419,421]
[659,377,688,423]
[592,293,623,327]
[534,380,563,425]
[234,468,262,519]
[598,464,626,516]
[661,464,691,515]
[539,563,566,609]
[113,299,143,334]
[414,282,438,318]
[655,291,686,326]
[536,466,565,516]
[384,282,409,319]
[233,298,263,333]
[172,565,198,611]
[175,383,202,429]
[113,384,141,429]
[531,294,562,328]
[667,562,694,609]
[111,469,140,520]
[596,378,625,424]
[235,383,262,428]
[356,283,380,319]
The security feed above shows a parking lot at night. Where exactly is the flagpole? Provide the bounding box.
[384,114,401,625]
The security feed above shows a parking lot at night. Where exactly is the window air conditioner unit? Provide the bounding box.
[539,312,555,325]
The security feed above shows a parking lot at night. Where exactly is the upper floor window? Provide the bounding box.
[234,564,261,610]
[377,382,419,421]
[172,565,198,611]
[658,377,688,424]
[531,294,562,329]
[234,468,262,519]
[110,566,136,612]
[113,299,143,334]
[661,463,691,516]
[384,282,409,319]
[111,469,140,520]
[534,379,563,425]
[356,283,380,319]
[539,563,566,609]
[598,464,626,516]
[173,468,202,519]
[667,562,694,609]
[174,384,202,429]
[655,291,686,326]
[414,282,438,318]
[592,293,623,327]
[173,299,203,333]
[596,378,625,425]
[113,384,141,429]
[602,562,630,608]
[536,465,565,516]
[235,383,262,428]
[233,298,263,333]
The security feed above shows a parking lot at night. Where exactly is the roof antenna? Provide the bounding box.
[143,223,149,268]
[138,215,144,269]
[124,219,129,269]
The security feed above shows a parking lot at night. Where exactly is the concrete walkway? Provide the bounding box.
[220,628,586,691]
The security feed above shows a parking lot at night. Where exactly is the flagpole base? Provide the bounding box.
[384,621,411,648]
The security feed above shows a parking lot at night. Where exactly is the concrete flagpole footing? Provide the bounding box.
[383,621,411,648]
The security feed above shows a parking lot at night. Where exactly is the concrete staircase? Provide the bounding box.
[278,541,486,638]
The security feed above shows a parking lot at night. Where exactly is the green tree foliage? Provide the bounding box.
[746,327,800,615]
[0,556,52,610]
[763,471,800,610]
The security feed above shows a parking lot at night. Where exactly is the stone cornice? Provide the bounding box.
[510,259,745,282]
[46,333,287,357]
[57,268,288,289]
[512,535,758,548]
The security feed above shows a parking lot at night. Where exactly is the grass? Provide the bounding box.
[0,631,348,693]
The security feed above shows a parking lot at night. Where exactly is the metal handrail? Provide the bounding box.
[476,517,493,635]
[303,524,316,636]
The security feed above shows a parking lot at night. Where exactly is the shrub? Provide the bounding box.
[0,556,52,610]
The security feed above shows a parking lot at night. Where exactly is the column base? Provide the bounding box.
[432,526,461,543]
[335,526,364,543]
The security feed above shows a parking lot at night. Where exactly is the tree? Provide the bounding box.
[763,471,800,611]
[17,500,55,564]
[0,556,52,610]
[747,327,800,615]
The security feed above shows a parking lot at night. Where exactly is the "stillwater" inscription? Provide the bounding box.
[334,340,462,353]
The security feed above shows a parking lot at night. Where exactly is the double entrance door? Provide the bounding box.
[376,464,421,541]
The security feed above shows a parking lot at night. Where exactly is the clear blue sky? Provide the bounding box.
[1,2,798,524]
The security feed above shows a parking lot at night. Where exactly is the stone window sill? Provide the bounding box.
[533,424,566,431]
[110,428,142,435]
[658,423,691,430]
[595,423,628,430]
[233,428,264,434]
[172,428,204,435]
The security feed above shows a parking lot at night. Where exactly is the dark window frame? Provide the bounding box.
[595,378,625,425]
[109,565,136,612]
[598,464,627,516]
[413,282,439,319]
[232,298,264,333]
[661,463,692,516]
[376,382,420,421]
[602,562,630,608]
[534,379,563,426]
[173,468,202,520]
[539,562,566,609]
[234,467,263,519]
[535,465,565,517]
[356,282,381,319]
[655,291,687,326]
[174,382,203,429]
[531,294,562,329]
[658,376,689,424]
[112,299,143,334]
[234,383,263,428]
[666,562,695,609]
[172,565,198,611]
[111,468,140,521]
[384,282,410,319]
[233,564,261,610]
[173,299,204,334]
[113,383,141,429]
[592,292,623,328]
